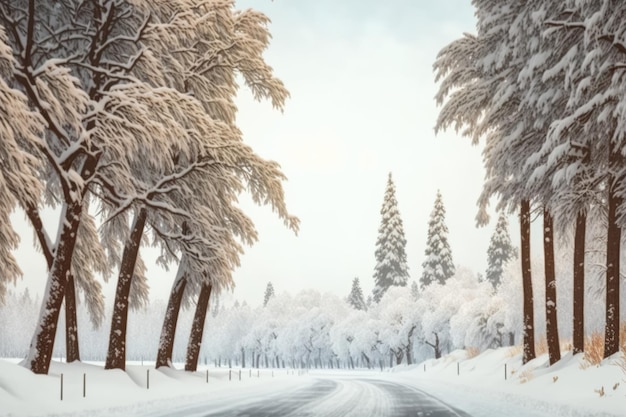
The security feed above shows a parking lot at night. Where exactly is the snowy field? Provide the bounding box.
[2,347,626,417]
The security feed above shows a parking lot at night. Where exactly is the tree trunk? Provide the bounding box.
[349,356,355,369]
[26,205,80,363]
[543,209,561,365]
[185,282,213,372]
[604,181,621,358]
[573,211,586,355]
[241,347,246,368]
[64,274,80,363]
[405,325,415,365]
[26,201,83,374]
[156,265,188,368]
[520,199,536,364]
[105,209,148,371]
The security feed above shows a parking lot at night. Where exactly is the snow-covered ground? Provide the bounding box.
[1,348,625,416]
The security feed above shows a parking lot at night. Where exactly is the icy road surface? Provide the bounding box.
[146,376,472,417]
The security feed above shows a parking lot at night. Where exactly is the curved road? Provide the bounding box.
[201,377,472,417]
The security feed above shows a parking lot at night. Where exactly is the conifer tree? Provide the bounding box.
[410,281,419,300]
[485,213,516,289]
[372,173,409,302]
[347,278,367,311]
[263,282,275,307]
[421,190,455,288]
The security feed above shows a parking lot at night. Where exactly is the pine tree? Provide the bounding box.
[485,213,516,289]
[421,190,455,288]
[410,281,419,300]
[372,173,409,303]
[263,282,275,307]
[347,278,367,311]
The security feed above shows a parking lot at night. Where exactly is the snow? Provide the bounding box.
[2,347,626,416]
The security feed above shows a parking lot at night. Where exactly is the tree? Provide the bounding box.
[485,213,516,289]
[372,173,409,303]
[263,282,276,307]
[347,278,367,311]
[421,190,455,288]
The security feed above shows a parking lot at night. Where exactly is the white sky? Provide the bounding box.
[11,1,521,307]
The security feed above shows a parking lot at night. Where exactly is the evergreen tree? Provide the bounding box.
[263,282,275,307]
[372,173,409,303]
[347,278,367,311]
[410,281,419,300]
[421,190,455,288]
[485,213,516,289]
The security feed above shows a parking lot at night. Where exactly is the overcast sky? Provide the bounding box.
[227,0,492,305]
[12,1,517,308]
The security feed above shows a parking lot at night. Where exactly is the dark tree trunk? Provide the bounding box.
[520,199,536,364]
[241,347,246,368]
[156,266,188,368]
[405,325,415,365]
[573,211,586,355]
[426,332,441,359]
[395,349,404,365]
[105,209,148,370]
[26,200,83,374]
[64,274,80,363]
[604,181,621,358]
[349,356,355,369]
[543,209,561,365]
[29,205,81,364]
[185,282,213,372]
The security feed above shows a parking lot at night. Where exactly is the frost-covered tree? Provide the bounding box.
[347,278,367,311]
[485,213,516,289]
[421,190,455,288]
[372,173,409,303]
[263,282,276,307]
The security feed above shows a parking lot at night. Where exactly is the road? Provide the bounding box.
[195,376,472,417]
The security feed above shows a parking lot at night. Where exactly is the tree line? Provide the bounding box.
[0,0,297,375]
[434,0,626,365]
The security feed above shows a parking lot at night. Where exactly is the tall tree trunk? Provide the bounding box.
[29,205,81,364]
[64,274,80,363]
[155,265,188,368]
[26,201,84,374]
[573,211,586,355]
[185,282,213,372]
[543,209,561,365]
[105,209,148,370]
[604,181,621,358]
[520,199,536,364]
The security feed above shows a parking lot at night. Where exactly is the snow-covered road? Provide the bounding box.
[146,375,472,417]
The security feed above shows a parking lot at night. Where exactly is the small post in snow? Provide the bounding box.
[83,373,86,398]
[147,369,150,389]
[457,362,459,376]
[60,373,63,401]
[229,369,231,381]
[424,363,426,372]
[505,364,507,380]
[206,369,209,383]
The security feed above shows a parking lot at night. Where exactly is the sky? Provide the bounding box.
[11,0,514,307]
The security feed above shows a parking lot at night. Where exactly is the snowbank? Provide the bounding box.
[386,348,626,417]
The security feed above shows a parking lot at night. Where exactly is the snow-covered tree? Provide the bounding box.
[347,278,367,311]
[263,282,276,307]
[485,213,516,289]
[421,190,455,288]
[372,173,409,303]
